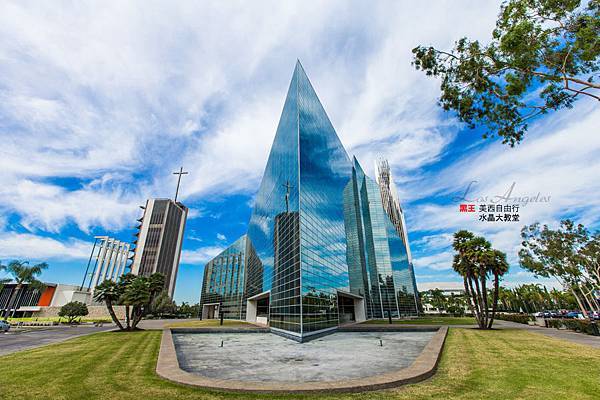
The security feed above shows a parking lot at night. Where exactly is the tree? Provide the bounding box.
[485,249,510,327]
[151,290,177,317]
[58,301,89,324]
[177,302,200,318]
[147,272,166,314]
[427,289,448,312]
[412,0,599,146]
[1,260,48,318]
[120,276,150,330]
[94,273,166,331]
[520,220,600,316]
[452,230,509,329]
[93,280,124,330]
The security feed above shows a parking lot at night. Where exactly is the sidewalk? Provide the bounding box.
[494,319,600,349]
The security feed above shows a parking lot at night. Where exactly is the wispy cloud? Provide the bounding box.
[181,245,224,265]
[0,232,91,261]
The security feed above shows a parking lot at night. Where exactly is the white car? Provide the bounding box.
[0,320,10,332]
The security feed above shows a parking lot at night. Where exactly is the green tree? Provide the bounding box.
[177,302,200,318]
[485,249,510,327]
[151,290,177,317]
[452,230,509,329]
[1,260,48,318]
[428,289,448,312]
[93,280,124,330]
[519,219,599,316]
[120,276,150,330]
[58,301,89,324]
[412,0,599,146]
[117,273,136,329]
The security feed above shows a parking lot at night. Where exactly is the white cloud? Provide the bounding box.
[413,250,454,271]
[0,232,91,261]
[216,233,227,241]
[180,246,224,265]
[0,1,503,234]
[405,105,600,284]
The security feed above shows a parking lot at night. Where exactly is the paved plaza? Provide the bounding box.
[172,331,436,383]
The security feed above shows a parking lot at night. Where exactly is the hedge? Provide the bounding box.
[547,319,600,335]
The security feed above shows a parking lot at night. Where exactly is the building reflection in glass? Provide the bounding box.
[200,61,418,341]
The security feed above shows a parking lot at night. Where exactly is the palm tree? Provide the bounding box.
[1,260,48,318]
[117,274,137,329]
[452,230,509,329]
[486,249,509,328]
[93,280,124,330]
[148,273,165,297]
[121,277,150,330]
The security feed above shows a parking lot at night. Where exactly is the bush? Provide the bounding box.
[544,319,599,335]
[58,301,89,324]
[547,319,562,329]
[495,313,532,324]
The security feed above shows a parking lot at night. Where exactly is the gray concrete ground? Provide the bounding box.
[173,331,435,383]
[494,319,600,348]
[0,324,115,356]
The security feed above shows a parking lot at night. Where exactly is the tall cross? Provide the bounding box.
[282,180,293,213]
[173,167,188,202]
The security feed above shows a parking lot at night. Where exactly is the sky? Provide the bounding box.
[1,1,598,304]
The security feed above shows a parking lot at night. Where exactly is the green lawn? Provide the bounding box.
[1,328,598,399]
[7,316,112,323]
[362,317,477,325]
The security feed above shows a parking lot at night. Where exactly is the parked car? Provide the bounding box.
[565,311,585,319]
[0,320,10,332]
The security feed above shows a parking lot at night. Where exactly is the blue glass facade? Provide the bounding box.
[343,158,419,319]
[200,61,417,340]
[199,235,262,320]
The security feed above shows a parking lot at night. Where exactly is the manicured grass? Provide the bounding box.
[7,316,112,323]
[165,319,252,328]
[1,328,598,399]
[362,317,477,325]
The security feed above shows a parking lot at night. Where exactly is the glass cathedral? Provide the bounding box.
[200,61,419,341]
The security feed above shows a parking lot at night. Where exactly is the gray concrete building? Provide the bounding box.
[130,198,188,297]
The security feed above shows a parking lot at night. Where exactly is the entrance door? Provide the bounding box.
[338,295,356,323]
[246,291,270,324]
[336,291,366,323]
[202,303,220,319]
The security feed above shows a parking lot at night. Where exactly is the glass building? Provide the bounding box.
[199,61,418,341]
[199,235,263,320]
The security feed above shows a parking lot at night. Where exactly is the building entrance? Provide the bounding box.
[201,303,220,319]
[246,291,270,325]
[337,291,366,324]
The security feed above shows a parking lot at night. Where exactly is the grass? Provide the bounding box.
[165,319,252,328]
[0,328,598,399]
[7,316,112,323]
[362,317,477,325]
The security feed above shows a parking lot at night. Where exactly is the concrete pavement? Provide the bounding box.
[0,324,115,356]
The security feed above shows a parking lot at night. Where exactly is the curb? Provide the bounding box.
[156,326,448,393]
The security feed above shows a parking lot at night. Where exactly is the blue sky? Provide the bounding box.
[1,1,599,304]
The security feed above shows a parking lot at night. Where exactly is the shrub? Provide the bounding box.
[547,319,562,329]
[58,301,89,324]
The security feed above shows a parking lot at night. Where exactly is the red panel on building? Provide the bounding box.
[37,286,56,306]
